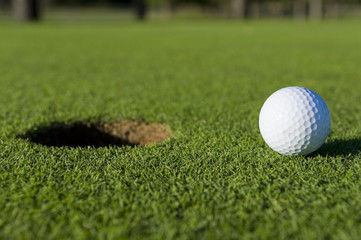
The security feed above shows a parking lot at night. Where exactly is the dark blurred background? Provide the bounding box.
[0,0,360,21]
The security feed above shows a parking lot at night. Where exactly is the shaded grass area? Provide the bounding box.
[0,20,361,239]
[315,138,361,157]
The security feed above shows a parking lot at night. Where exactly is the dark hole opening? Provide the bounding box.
[19,121,172,148]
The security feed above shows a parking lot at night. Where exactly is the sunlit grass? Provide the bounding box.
[0,20,360,239]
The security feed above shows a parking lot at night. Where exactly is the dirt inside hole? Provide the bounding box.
[21,121,172,148]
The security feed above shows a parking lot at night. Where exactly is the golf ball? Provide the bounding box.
[259,86,331,156]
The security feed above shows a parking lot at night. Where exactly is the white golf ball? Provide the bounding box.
[259,86,331,156]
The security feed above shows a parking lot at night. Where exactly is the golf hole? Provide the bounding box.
[21,121,172,148]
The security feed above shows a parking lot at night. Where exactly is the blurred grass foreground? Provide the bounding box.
[0,0,361,21]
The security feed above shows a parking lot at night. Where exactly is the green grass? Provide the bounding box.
[0,19,361,239]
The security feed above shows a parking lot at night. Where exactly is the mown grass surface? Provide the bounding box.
[0,20,361,239]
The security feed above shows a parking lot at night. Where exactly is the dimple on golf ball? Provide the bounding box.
[259,86,331,156]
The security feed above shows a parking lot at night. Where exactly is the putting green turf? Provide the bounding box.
[0,19,361,239]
